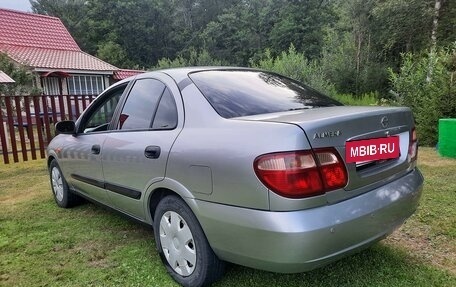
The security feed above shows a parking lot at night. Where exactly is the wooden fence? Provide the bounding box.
[0,94,96,164]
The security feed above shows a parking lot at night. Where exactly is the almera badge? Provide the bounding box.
[346,137,400,163]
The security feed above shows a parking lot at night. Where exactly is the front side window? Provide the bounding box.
[67,75,105,95]
[118,79,165,130]
[189,70,342,118]
[82,85,125,133]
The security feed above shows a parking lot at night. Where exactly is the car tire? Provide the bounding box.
[49,159,82,208]
[153,195,225,287]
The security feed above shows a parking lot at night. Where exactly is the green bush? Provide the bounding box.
[320,31,390,97]
[250,44,338,97]
[0,53,39,95]
[390,45,456,146]
[333,92,379,106]
[155,48,224,69]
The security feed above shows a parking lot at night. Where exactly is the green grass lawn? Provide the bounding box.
[0,148,455,286]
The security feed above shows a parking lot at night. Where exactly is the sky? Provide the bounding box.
[0,0,32,12]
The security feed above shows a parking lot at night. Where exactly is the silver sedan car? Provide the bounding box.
[47,67,423,287]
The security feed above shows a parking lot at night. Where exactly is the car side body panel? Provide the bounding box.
[102,130,178,219]
[101,72,185,220]
[165,83,313,210]
[49,133,110,204]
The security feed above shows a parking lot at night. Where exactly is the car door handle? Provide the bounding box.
[91,144,101,155]
[144,145,160,159]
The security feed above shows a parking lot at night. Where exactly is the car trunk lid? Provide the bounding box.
[236,106,416,203]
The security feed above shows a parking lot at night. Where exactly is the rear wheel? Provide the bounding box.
[49,159,82,208]
[153,195,224,287]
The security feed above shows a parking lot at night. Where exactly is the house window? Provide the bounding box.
[42,77,60,95]
[67,75,105,95]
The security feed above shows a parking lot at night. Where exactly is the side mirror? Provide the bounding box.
[55,121,76,135]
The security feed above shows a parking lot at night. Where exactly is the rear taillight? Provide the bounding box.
[254,148,347,198]
[408,127,418,161]
[315,149,348,190]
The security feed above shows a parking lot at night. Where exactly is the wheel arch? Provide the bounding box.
[148,187,175,223]
[146,177,198,225]
[47,155,56,169]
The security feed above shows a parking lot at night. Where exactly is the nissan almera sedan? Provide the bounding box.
[47,67,423,287]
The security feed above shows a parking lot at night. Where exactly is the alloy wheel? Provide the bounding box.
[51,167,64,202]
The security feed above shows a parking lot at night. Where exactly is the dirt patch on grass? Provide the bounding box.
[0,189,45,206]
[385,224,456,275]
[418,148,456,167]
[71,240,115,269]
[87,256,113,268]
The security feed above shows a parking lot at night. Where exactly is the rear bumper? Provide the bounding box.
[194,168,423,273]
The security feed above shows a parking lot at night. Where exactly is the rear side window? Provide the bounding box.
[189,70,342,118]
[119,79,165,130]
[152,88,178,130]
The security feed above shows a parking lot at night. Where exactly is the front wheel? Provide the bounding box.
[153,195,224,287]
[49,159,82,208]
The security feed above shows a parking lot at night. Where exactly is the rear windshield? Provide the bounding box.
[189,70,342,118]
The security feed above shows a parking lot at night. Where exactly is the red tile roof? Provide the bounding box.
[0,70,15,83]
[113,69,146,80]
[0,8,117,72]
[1,44,117,71]
[0,8,79,51]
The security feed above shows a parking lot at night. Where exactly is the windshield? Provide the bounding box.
[189,70,342,118]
